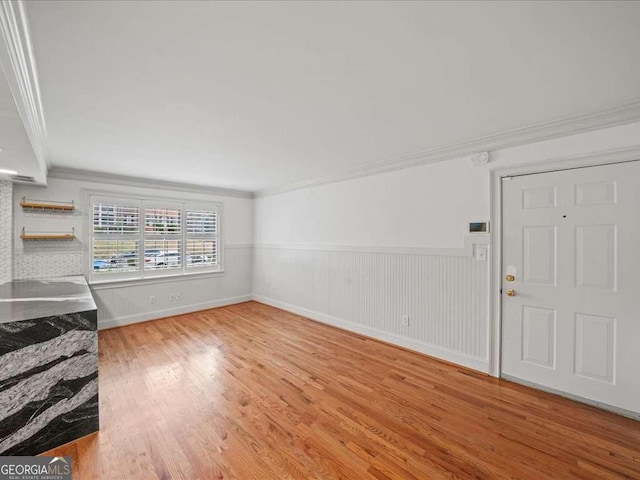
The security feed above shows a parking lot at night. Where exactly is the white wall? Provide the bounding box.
[13,176,253,328]
[253,121,640,373]
[256,155,487,248]
[6,120,640,368]
[256,122,640,247]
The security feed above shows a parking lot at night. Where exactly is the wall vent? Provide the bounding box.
[11,174,36,183]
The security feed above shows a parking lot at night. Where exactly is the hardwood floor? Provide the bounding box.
[43,301,639,479]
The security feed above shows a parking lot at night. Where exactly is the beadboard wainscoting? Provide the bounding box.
[93,245,253,329]
[253,239,491,372]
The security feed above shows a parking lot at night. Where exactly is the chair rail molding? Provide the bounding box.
[254,234,489,257]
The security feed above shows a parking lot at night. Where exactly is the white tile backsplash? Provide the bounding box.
[13,252,83,280]
[0,181,13,283]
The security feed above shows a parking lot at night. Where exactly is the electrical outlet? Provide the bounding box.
[175,292,182,302]
[169,294,176,303]
[149,295,156,304]
[402,315,410,327]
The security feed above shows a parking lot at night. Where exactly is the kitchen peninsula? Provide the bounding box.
[0,276,98,455]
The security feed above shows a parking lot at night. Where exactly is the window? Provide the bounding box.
[90,194,222,282]
[185,209,219,269]
[92,202,141,274]
[144,206,182,272]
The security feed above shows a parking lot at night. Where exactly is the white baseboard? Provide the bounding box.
[501,374,640,421]
[98,294,252,330]
[252,294,490,374]
[98,291,491,374]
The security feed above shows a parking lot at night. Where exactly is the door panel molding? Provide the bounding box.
[574,313,616,384]
[495,155,639,415]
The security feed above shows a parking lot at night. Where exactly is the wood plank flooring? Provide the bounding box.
[43,301,640,479]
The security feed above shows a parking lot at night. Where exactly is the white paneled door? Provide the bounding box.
[501,161,640,416]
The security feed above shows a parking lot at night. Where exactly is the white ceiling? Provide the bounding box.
[20,0,640,192]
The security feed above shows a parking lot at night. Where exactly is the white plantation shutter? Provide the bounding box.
[186,208,219,268]
[144,205,182,273]
[92,201,142,276]
[144,207,182,234]
[93,204,140,234]
[186,210,217,235]
[89,195,222,282]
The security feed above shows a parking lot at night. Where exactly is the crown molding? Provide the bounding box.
[254,100,640,197]
[0,0,47,180]
[47,166,253,199]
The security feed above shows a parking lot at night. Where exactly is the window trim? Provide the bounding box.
[85,190,224,284]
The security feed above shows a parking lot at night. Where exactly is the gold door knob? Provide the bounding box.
[506,288,516,297]
[505,274,515,282]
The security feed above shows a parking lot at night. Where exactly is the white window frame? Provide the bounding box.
[86,191,223,284]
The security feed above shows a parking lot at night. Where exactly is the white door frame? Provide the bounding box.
[488,145,640,378]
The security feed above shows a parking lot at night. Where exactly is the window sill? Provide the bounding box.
[89,269,225,290]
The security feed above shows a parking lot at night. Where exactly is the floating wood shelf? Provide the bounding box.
[20,197,75,212]
[20,227,75,240]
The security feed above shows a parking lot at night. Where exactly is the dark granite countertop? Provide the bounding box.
[0,276,96,324]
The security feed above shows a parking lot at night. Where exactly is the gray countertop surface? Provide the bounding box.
[0,276,96,324]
